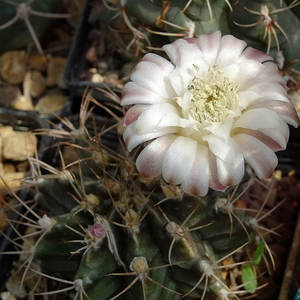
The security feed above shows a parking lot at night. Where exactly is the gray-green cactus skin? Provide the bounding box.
[91,0,300,76]
[32,128,259,300]
[0,0,66,53]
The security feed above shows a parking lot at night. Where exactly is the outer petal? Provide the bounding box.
[130,55,176,99]
[136,134,177,178]
[163,38,205,72]
[233,108,281,131]
[196,30,222,65]
[233,134,278,178]
[239,46,272,63]
[124,121,176,151]
[122,82,171,106]
[181,144,209,196]
[216,34,247,67]
[202,134,239,164]
[245,99,299,127]
[124,105,147,126]
[162,136,198,185]
[132,102,190,133]
[216,155,245,187]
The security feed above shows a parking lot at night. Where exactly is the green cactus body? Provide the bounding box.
[90,0,300,76]
[0,0,66,53]
[33,152,257,300]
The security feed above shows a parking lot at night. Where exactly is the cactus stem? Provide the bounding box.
[233,2,300,54]
[0,0,70,54]
[109,257,182,300]
[29,269,89,297]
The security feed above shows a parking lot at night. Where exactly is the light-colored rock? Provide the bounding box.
[46,56,66,87]
[28,52,48,72]
[2,131,37,161]
[11,95,34,111]
[0,171,27,192]
[28,70,46,98]
[0,126,14,139]
[0,51,27,84]
[35,94,68,115]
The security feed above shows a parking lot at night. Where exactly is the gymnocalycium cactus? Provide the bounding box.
[90,0,300,80]
[1,23,299,300]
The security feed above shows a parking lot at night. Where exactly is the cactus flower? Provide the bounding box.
[121,30,299,196]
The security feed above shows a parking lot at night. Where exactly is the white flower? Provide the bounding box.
[121,31,299,196]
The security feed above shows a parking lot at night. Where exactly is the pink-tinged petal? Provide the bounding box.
[233,108,281,130]
[215,34,247,67]
[245,62,287,88]
[247,83,289,102]
[240,46,272,63]
[208,150,228,192]
[136,134,177,178]
[124,105,147,126]
[130,57,175,99]
[161,136,198,185]
[181,144,209,196]
[196,30,222,65]
[133,103,183,133]
[216,154,245,187]
[233,134,278,179]
[140,52,175,73]
[245,99,299,127]
[163,39,204,71]
[232,127,288,152]
[202,134,239,164]
[124,121,176,151]
[122,82,171,106]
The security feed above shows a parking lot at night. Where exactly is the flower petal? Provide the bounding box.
[216,34,247,67]
[196,30,222,65]
[240,46,272,63]
[130,54,176,99]
[181,144,209,196]
[233,134,278,178]
[136,134,177,178]
[124,105,147,126]
[163,38,205,72]
[124,121,176,151]
[245,99,299,127]
[122,82,171,106]
[162,136,198,185]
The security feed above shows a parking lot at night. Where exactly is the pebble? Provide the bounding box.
[35,94,68,115]
[2,131,37,161]
[0,51,27,84]
[46,56,67,87]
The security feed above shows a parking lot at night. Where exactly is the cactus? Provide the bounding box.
[0,0,70,54]
[1,94,286,300]
[1,1,299,298]
[89,0,300,80]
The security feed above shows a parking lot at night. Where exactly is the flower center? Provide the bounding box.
[188,65,238,123]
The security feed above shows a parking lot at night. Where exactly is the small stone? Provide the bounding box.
[0,126,14,139]
[11,95,34,111]
[0,51,27,84]
[35,94,68,115]
[28,52,48,72]
[2,163,16,174]
[0,171,27,192]
[2,131,37,161]
[46,56,67,87]
[28,70,46,98]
